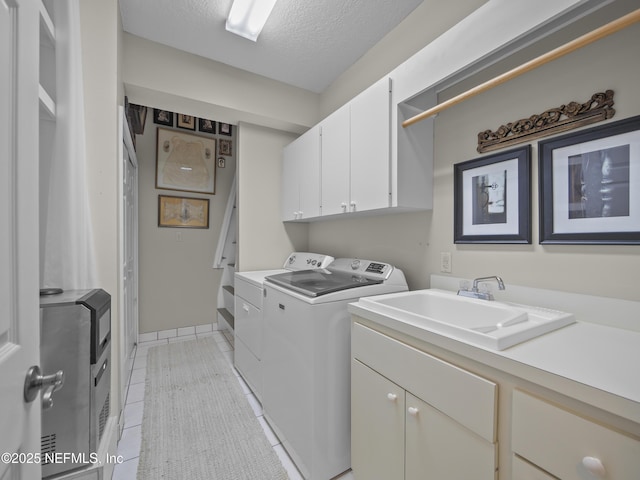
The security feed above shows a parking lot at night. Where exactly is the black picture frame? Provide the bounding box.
[539,115,640,244]
[153,109,173,127]
[218,122,232,136]
[199,118,216,134]
[177,114,196,131]
[454,146,531,244]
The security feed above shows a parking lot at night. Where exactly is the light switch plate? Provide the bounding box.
[440,252,452,273]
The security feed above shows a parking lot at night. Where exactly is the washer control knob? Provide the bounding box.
[351,260,361,270]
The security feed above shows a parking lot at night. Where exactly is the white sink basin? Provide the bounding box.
[356,289,575,350]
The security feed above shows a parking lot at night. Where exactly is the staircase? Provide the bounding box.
[213,174,237,342]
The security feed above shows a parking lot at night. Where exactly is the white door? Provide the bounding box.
[0,0,43,478]
[121,119,138,403]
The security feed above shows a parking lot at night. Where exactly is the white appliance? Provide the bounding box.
[262,258,408,479]
[234,252,333,400]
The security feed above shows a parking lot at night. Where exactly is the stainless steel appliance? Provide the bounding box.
[39,289,111,479]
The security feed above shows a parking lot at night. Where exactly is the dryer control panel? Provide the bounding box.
[330,258,394,280]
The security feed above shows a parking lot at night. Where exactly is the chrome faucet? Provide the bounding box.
[457,276,505,301]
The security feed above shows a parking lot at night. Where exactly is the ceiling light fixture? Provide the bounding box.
[225,0,278,42]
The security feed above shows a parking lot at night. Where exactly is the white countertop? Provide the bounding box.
[349,298,640,425]
[235,269,288,288]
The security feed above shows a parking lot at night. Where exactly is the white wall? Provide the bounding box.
[311,4,640,302]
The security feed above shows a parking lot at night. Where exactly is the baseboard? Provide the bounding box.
[138,321,219,344]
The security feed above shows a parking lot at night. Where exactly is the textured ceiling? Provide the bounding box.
[119,0,425,93]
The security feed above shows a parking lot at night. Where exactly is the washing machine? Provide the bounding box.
[233,252,333,400]
[262,258,408,479]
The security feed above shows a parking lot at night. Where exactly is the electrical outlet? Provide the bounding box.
[440,252,452,273]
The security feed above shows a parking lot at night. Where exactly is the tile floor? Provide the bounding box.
[112,329,354,480]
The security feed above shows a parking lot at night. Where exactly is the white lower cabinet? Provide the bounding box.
[511,456,557,480]
[405,392,496,479]
[234,276,265,400]
[351,322,497,480]
[351,315,640,480]
[351,359,404,480]
[512,390,640,480]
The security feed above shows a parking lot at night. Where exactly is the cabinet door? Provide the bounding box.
[282,126,321,220]
[405,393,496,480]
[320,104,350,216]
[282,138,300,221]
[298,125,321,219]
[351,359,404,480]
[350,77,391,213]
[512,456,557,480]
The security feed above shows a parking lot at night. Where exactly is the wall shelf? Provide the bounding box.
[39,1,55,45]
[39,84,56,120]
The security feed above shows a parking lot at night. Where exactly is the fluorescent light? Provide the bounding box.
[225,0,278,42]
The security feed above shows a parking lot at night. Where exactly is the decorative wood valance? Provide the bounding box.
[476,90,615,153]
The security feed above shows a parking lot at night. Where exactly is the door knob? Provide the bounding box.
[24,365,64,410]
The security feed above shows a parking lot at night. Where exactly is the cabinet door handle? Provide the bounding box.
[407,406,419,416]
[350,201,356,212]
[341,202,347,212]
[581,457,606,478]
[386,393,397,402]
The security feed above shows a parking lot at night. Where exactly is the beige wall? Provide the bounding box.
[311,16,640,302]
[79,0,123,421]
[122,33,320,134]
[237,123,308,271]
[121,31,322,328]
[319,0,488,118]
[136,117,235,333]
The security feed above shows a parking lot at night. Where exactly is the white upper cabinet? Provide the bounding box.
[320,104,350,216]
[281,124,321,221]
[321,77,391,217]
[282,0,610,222]
[350,77,391,213]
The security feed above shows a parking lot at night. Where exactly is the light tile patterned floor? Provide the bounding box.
[112,329,354,480]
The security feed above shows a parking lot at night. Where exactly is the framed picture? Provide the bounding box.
[199,118,216,134]
[177,114,196,131]
[153,109,173,127]
[539,115,640,244]
[218,122,232,136]
[156,127,216,194]
[219,139,232,156]
[127,103,147,134]
[158,195,209,228]
[454,146,531,243]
